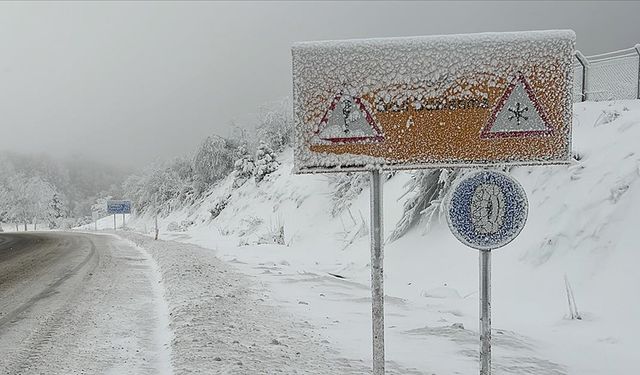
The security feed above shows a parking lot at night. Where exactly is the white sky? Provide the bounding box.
[0,1,638,167]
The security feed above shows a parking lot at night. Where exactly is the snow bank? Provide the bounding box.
[118,232,375,374]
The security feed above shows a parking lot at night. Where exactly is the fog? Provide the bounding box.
[0,1,638,167]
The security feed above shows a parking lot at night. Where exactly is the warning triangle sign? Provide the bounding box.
[481,75,553,139]
[314,94,384,144]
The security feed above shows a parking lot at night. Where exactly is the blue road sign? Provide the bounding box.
[106,200,132,214]
[446,170,528,251]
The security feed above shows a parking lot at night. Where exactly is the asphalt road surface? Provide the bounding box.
[0,232,171,375]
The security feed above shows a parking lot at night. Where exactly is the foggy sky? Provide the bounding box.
[1,1,638,168]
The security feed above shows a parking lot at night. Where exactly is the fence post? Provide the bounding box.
[635,44,640,100]
[575,51,589,102]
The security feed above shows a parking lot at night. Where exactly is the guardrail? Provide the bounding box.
[573,45,640,102]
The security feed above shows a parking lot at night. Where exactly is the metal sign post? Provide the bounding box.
[447,170,528,375]
[113,214,116,230]
[154,212,159,240]
[122,213,126,228]
[479,250,492,375]
[370,169,385,374]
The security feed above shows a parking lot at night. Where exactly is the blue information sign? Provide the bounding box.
[107,200,132,214]
[446,170,528,251]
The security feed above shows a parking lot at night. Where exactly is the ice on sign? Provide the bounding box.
[292,30,575,173]
[447,170,528,251]
[314,94,384,143]
[481,75,553,138]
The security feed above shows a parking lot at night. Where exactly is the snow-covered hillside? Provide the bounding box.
[100,100,639,374]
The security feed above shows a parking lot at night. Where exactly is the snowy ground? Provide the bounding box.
[85,99,639,374]
[118,231,403,374]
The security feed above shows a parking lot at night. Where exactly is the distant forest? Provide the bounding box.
[0,151,130,228]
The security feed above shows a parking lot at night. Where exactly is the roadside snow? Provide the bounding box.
[117,232,387,374]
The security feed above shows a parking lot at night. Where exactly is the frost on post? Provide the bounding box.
[292,30,575,173]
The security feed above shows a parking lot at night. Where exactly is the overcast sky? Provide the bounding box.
[1,1,639,168]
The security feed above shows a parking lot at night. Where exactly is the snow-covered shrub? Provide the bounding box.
[167,222,185,232]
[389,168,460,242]
[209,195,230,219]
[56,217,78,230]
[123,157,197,216]
[258,225,285,245]
[255,97,293,152]
[236,216,264,237]
[337,207,368,250]
[254,141,279,183]
[233,145,255,188]
[327,172,370,217]
[594,109,621,127]
[193,135,238,190]
[167,220,194,232]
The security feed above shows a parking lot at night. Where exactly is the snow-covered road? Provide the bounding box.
[0,232,171,375]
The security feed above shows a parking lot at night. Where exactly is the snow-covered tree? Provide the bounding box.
[0,151,127,218]
[122,156,199,216]
[90,195,112,221]
[254,141,279,183]
[255,97,293,152]
[2,174,29,229]
[46,192,68,228]
[193,135,238,190]
[1,174,54,230]
[25,176,56,230]
[389,168,461,242]
[327,172,370,217]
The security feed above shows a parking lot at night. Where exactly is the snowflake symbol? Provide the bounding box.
[508,102,529,126]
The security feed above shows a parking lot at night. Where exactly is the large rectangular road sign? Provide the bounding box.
[292,30,575,173]
[106,200,132,214]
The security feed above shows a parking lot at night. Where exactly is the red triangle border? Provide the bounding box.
[316,93,385,143]
[480,75,554,139]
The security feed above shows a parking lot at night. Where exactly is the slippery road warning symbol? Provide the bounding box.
[481,75,553,139]
[315,94,384,144]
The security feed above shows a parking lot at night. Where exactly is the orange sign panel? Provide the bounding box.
[292,30,575,173]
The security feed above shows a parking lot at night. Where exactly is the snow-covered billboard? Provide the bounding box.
[292,30,575,173]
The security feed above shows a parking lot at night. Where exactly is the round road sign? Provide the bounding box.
[446,170,528,251]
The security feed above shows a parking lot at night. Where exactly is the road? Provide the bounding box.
[0,232,171,375]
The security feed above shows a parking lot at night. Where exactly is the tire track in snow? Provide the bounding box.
[0,232,173,375]
[0,235,97,329]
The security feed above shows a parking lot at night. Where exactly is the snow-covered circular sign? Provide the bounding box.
[446,170,528,251]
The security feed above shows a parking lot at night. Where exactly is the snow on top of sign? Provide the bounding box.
[292,30,575,49]
[292,30,575,172]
